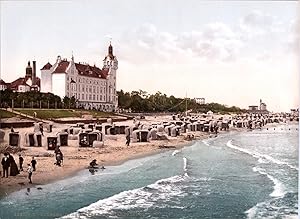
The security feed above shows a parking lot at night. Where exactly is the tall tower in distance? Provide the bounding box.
[25,61,33,78]
[103,42,118,110]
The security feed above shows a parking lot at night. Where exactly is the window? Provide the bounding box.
[93,95,95,100]
[82,85,85,92]
[100,95,102,101]
[93,86,95,93]
[89,94,92,100]
[82,94,84,100]
[86,94,88,99]
[97,95,98,100]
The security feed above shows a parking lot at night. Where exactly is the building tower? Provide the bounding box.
[25,61,33,78]
[103,42,118,111]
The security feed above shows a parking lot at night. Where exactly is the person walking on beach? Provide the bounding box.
[31,157,37,171]
[40,123,44,136]
[27,164,33,183]
[1,153,10,178]
[19,154,24,171]
[126,134,130,146]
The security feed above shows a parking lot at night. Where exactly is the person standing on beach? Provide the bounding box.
[31,157,37,171]
[19,154,24,171]
[1,153,10,178]
[40,123,44,136]
[8,153,19,176]
[27,164,33,183]
[126,134,130,146]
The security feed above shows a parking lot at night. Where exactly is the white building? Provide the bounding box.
[41,43,118,111]
[194,97,205,105]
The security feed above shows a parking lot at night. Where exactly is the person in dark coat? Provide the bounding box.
[31,157,37,171]
[125,134,130,146]
[8,153,19,176]
[39,124,44,136]
[19,154,24,171]
[1,153,10,178]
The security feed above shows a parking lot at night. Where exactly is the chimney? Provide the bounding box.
[32,61,36,86]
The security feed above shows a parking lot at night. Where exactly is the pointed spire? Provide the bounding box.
[108,39,113,57]
[71,51,74,62]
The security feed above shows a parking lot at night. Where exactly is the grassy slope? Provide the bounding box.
[16,109,81,119]
[15,109,114,119]
[0,109,16,118]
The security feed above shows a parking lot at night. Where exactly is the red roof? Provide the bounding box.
[0,79,7,85]
[75,63,108,79]
[8,77,41,90]
[53,60,70,73]
[41,62,52,70]
[9,78,28,90]
[50,60,108,79]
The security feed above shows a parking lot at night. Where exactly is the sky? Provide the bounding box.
[0,0,299,112]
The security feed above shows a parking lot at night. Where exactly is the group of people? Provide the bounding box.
[1,153,37,184]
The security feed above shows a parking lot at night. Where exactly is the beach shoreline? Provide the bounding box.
[0,116,291,198]
[0,115,209,197]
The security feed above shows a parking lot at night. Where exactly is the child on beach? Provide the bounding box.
[27,164,33,184]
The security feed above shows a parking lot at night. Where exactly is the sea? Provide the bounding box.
[0,123,298,219]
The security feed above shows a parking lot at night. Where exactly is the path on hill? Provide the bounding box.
[4,108,52,123]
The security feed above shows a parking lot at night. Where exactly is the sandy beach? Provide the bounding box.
[0,115,211,196]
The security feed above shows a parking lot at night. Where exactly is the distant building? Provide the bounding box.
[290,108,299,116]
[248,105,259,111]
[0,79,8,91]
[248,99,268,114]
[41,43,118,111]
[259,99,267,111]
[0,61,40,92]
[194,97,205,104]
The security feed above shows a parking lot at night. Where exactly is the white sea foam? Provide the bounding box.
[226,140,298,170]
[183,157,187,172]
[172,150,180,156]
[59,174,187,219]
[202,139,210,146]
[252,167,286,198]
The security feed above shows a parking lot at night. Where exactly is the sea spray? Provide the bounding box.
[60,175,187,219]
[226,140,298,170]
[172,150,180,156]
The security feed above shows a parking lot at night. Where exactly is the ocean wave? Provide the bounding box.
[226,140,298,171]
[202,139,210,146]
[252,167,286,198]
[245,193,298,219]
[60,158,190,219]
[59,174,187,219]
[172,150,180,156]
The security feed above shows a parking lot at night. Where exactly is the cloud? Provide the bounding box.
[117,21,243,64]
[104,10,294,66]
[286,19,300,54]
